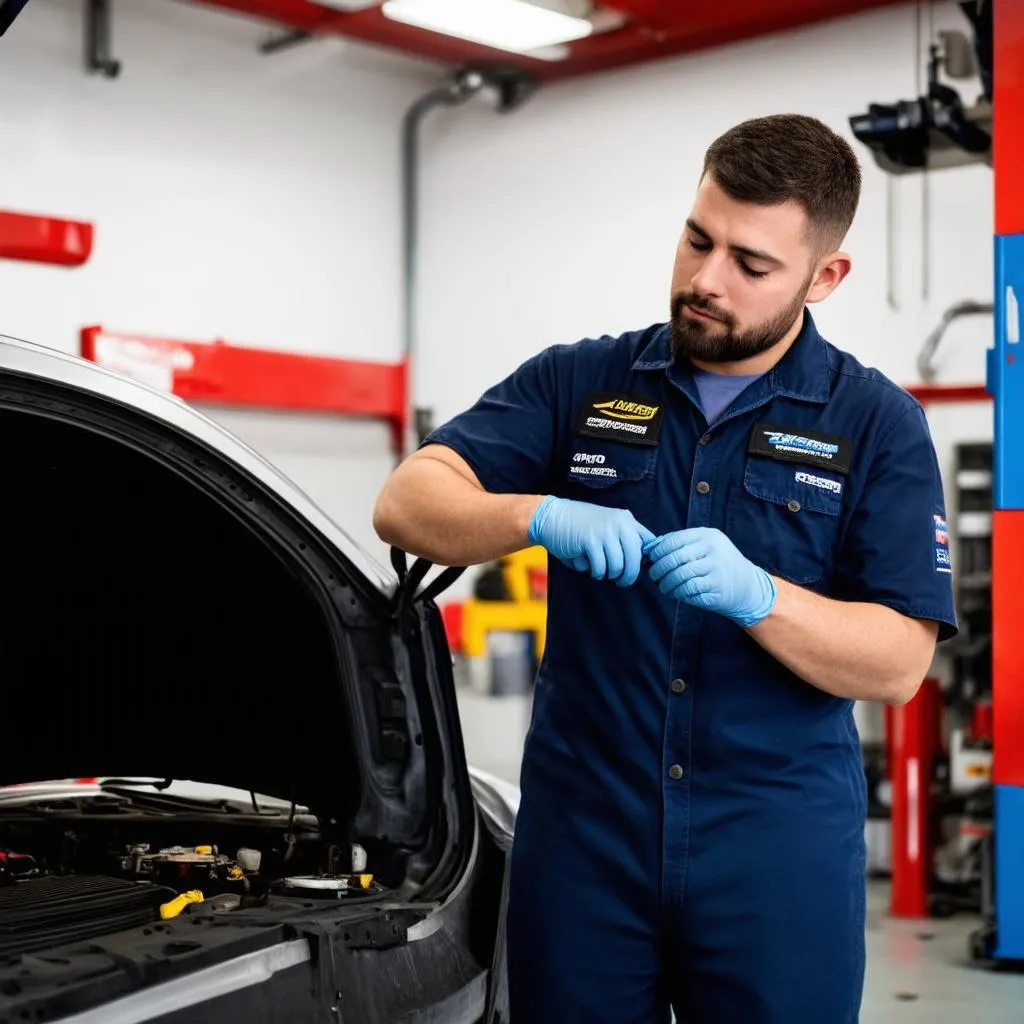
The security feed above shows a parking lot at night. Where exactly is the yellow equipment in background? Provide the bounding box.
[459,546,548,660]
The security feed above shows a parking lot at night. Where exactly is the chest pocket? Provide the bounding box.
[726,456,843,586]
[561,437,657,516]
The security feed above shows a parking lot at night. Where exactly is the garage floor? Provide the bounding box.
[456,690,1024,1023]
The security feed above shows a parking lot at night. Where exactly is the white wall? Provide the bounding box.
[416,0,995,513]
[0,0,439,563]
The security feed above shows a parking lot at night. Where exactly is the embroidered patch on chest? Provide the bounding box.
[749,421,852,474]
[574,392,664,446]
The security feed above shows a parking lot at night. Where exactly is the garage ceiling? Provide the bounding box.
[185,0,914,82]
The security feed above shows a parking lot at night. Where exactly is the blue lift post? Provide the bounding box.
[989,0,1024,964]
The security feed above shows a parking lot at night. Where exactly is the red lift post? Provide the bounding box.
[888,388,992,919]
[887,679,943,918]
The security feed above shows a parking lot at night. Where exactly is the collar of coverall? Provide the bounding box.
[631,306,831,406]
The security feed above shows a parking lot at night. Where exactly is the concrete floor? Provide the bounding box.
[456,688,1024,1023]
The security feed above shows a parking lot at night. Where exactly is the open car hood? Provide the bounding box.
[0,333,471,877]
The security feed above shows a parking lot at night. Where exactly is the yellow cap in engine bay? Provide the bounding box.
[160,890,205,920]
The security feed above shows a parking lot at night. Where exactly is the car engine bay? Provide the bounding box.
[0,785,394,960]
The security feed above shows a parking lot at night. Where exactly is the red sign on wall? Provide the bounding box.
[0,210,94,267]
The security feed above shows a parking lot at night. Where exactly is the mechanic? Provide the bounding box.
[373,113,958,1024]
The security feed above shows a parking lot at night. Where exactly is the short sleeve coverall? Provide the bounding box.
[423,310,959,1024]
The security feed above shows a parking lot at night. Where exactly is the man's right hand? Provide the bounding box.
[527,496,655,587]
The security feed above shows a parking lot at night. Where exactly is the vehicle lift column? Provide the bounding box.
[989,0,1024,961]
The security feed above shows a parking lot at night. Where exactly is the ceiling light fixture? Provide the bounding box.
[314,0,381,10]
[381,0,594,56]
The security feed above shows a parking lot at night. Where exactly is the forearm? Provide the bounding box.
[373,456,543,567]
[747,577,937,705]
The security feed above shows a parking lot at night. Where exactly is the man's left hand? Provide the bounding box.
[644,527,777,628]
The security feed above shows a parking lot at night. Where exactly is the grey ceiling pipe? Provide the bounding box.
[916,299,994,382]
[401,66,535,457]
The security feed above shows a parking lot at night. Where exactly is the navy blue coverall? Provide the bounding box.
[424,311,959,1023]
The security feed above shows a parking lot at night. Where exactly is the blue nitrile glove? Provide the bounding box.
[643,527,776,627]
[528,495,655,587]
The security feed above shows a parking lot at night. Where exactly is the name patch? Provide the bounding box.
[749,422,852,474]
[575,392,663,446]
[934,513,952,573]
[568,451,618,480]
[795,470,843,495]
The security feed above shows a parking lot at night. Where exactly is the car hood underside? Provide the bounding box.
[0,361,469,864]
[0,397,363,810]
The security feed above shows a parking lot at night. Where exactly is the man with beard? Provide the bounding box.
[373,113,958,1023]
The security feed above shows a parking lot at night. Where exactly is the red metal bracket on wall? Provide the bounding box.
[0,211,94,267]
[904,384,990,405]
[80,326,409,456]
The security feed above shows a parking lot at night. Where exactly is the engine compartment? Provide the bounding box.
[0,797,390,958]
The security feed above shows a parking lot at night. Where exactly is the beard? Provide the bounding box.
[669,279,810,365]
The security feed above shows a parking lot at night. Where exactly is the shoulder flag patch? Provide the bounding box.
[934,513,952,573]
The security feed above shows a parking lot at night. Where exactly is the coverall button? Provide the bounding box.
[699,433,712,445]
[671,678,686,694]
[787,499,801,512]
[696,481,711,495]
[668,764,685,781]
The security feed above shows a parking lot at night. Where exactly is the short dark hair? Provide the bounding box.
[702,113,862,255]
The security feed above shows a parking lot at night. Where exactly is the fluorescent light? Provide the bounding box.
[315,0,379,9]
[381,0,593,55]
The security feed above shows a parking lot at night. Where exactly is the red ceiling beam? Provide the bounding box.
[188,0,526,67]
[185,0,916,83]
